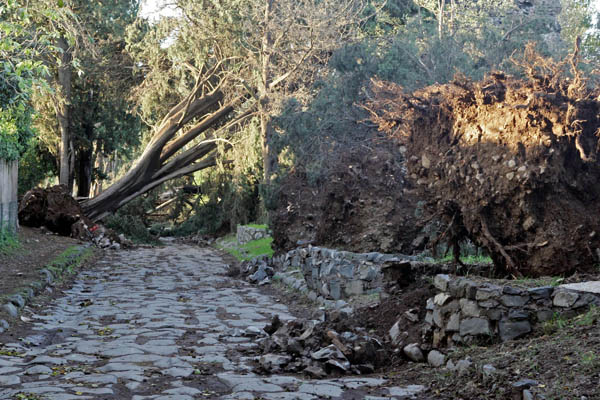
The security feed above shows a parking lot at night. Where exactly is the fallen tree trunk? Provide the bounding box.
[81,76,242,221]
[366,48,600,277]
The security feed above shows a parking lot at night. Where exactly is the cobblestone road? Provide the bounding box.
[0,245,425,399]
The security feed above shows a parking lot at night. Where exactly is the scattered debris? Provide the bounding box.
[18,185,131,249]
[255,313,389,377]
[240,256,275,285]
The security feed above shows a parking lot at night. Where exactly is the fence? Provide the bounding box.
[0,159,18,232]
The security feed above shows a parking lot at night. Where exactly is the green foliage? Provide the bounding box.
[0,1,52,161]
[559,0,600,60]
[433,254,493,265]
[17,136,56,194]
[44,245,93,282]
[169,166,263,237]
[105,213,160,245]
[542,306,600,335]
[242,237,274,260]
[104,195,160,245]
[0,103,35,161]
[272,0,569,194]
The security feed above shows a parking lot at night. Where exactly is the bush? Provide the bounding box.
[104,195,160,244]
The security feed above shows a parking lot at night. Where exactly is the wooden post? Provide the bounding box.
[0,159,19,232]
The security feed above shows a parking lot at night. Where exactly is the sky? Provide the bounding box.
[139,0,600,23]
[139,0,180,22]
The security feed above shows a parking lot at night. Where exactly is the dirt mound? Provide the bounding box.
[18,185,128,248]
[272,139,423,254]
[367,47,600,277]
[19,185,87,236]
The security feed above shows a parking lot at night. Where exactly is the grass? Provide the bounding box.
[242,237,274,259]
[512,276,564,288]
[542,305,599,335]
[244,223,268,230]
[46,246,94,280]
[216,234,274,261]
[432,253,493,264]
[0,228,20,255]
[431,303,600,399]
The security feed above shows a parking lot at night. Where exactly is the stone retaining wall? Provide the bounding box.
[273,246,423,300]
[425,275,600,346]
[237,225,269,244]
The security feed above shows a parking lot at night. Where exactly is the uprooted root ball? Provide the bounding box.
[366,48,600,277]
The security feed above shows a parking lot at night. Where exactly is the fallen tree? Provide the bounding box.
[80,72,244,221]
[366,44,600,277]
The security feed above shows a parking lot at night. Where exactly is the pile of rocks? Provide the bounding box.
[237,225,270,244]
[256,314,388,377]
[424,274,600,347]
[71,220,131,250]
[240,256,275,285]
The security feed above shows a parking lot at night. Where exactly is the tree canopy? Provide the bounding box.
[3,0,600,235]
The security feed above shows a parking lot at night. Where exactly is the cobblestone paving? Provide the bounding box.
[0,245,425,399]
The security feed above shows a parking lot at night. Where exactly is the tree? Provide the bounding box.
[0,0,57,162]
[130,0,376,179]
[559,0,600,61]
[26,0,143,195]
[78,0,380,222]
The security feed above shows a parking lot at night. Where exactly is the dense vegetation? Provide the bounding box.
[1,0,599,240]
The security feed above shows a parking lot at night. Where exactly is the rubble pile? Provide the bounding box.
[255,313,389,377]
[240,256,275,285]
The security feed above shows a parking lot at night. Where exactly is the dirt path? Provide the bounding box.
[0,244,425,399]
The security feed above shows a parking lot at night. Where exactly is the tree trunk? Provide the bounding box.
[81,84,238,221]
[260,0,275,185]
[57,36,74,193]
[76,145,93,198]
[437,0,444,40]
[91,144,104,197]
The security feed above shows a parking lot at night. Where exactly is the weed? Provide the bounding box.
[241,237,274,259]
[542,312,568,335]
[0,228,20,254]
[512,276,562,288]
[431,254,493,265]
[46,246,94,282]
[95,327,114,336]
[581,350,597,366]
[15,393,45,400]
[0,347,26,357]
[575,305,599,326]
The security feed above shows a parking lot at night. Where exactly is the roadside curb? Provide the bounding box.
[0,244,94,332]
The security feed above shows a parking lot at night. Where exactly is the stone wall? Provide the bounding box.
[425,275,600,346]
[274,246,422,301]
[0,159,18,232]
[237,225,269,244]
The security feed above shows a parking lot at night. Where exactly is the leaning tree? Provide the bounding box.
[80,66,247,220]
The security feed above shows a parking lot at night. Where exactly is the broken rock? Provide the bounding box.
[259,354,292,373]
[403,343,424,362]
[427,350,445,367]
